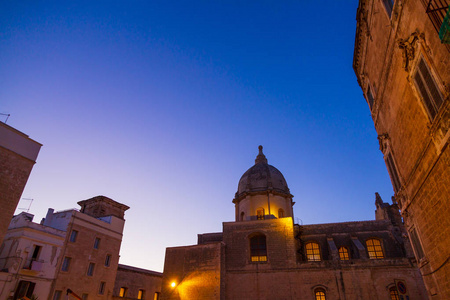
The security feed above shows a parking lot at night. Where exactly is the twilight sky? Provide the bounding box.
[1,1,395,272]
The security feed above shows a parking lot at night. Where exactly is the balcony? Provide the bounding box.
[423,0,450,43]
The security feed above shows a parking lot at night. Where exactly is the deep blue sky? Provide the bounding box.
[1,1,394,272]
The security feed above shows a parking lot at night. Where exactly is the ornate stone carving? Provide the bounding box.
[377,133,390,154]
[398,31,424,71]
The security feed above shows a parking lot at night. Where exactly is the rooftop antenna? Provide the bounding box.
[0,113,10,123]
[18,198,34,213]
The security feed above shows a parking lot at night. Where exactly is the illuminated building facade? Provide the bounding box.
[353,0,450,298]
[160,147,427,300]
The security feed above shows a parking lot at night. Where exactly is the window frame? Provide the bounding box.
[105,254,112,267]
[366,238,385,259]
[137,289,145,300]
[94,237,101,249]
[385,152,401,193]
[278,208,285,218]
[412,55,445,121]
[256,208,265,220]
[53,290,62,300]
[98,282,106,295]
[389,286,400,300]
[87,262,95,276]
[249,233,267,262]
[119,287,128,298]
[61,257,71,272]
[69,230,78,243]
[409,226,425,261]
[314,287,327,300]
[305,242,322,262]
[338,246,350,261]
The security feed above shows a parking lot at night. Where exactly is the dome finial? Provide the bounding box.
[255,145,268,164]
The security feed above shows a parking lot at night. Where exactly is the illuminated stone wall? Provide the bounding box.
[160,242,223,300]
[113,264,162,300]
[353,0,450,298]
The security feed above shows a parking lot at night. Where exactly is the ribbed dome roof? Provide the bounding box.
[234,146,290,201]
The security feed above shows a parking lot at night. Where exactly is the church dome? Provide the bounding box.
[234,146,291,201]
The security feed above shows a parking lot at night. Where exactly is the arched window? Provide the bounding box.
[366,239,384,259]
[338,247,350,260]
[389,287,399,300]
[305,242,321,261]
[240,212,245,221]
[250,234,267,262]
[314,288,326,300]
[278,208,284,218]
[256,208,265,220]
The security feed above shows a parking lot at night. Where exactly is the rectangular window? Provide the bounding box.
[367,86,375,110]
[53,290,62,300]
[70,230,78,242]
[250,234,267,262]
[105,254,111,267]
[409,227,425,260]
[119,287,128,297]
[99,282,106,295]
[413,56,444,120]
[61,257,71,272]
[94,238,101,249]
[87,263,95,276]
[154,292,160,300]
[14,281,36,299]
[385,152,401,193]
[382,0,394,17]
[138,289,145,300]
[82,294,88,300]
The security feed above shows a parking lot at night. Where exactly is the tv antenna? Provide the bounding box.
[18,198,34,213]
[0,113,10,123]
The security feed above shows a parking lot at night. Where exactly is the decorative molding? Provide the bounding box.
[377,133,390,154]
[398,30,424,72]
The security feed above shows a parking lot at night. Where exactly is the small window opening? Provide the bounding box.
[256,208,265,220]
[250,234,267,262]
[94,237,101,249]
[305,242,321,261]
[338,247,350,260]
[389,287,400,300]
[314,288,327,300]
[278,208,285,218]
[70,230,78,242]
[366,239,384,259]
[119,287,128,298]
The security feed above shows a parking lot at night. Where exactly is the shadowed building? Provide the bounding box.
[353,0,450,298]
[113,264,162,300]
[160,147,426,300]
[0,196,129,300]
[0,122,41,245]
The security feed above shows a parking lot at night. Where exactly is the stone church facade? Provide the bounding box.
[160,147,427,300]
[353,0,450,298]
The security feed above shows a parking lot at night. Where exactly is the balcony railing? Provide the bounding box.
[423,0,450,43]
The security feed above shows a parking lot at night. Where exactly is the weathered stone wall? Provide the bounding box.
[353,0,450,298]
[0,123,41,246]
[51,212,124,300]
[113,264,162,300]
[160,242,223,300]
[0,148,34,244]
[223,218,296,271]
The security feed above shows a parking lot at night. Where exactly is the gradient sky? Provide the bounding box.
[1,1,395,272]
